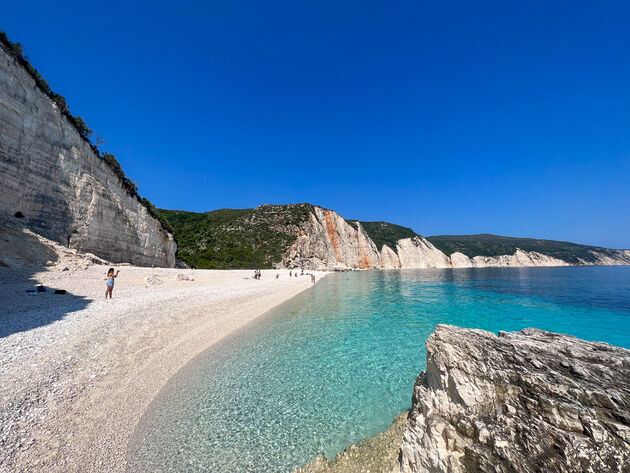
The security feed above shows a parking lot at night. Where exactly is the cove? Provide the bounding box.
[127,266,630,473]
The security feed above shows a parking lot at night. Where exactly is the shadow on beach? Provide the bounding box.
[0,279,91,338]
[0,214,91,338]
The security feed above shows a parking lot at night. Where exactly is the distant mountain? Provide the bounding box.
[159,204,630,270]
[426,234,626,265]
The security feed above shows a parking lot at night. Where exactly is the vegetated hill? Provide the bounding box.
[427,234,620,264]
[158,204,313,269]
[348,221,418,252]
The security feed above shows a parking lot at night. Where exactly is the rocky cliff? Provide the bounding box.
[160,204,630,270]
[0,43,176,267]
[399,325,630,473]
[281,206,629,270]
[271,206,453,270]
[449,249,570,268]
[429,234,630,267]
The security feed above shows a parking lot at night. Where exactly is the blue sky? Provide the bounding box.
[2,1,629,247]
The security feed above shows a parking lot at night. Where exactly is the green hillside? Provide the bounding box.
[158,204,313,269]
[427,234,613,264]
[350,221,418,252]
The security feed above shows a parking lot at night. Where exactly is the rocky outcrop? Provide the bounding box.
[0,44,176,267]
[448,252,473,268]
[399,325,630,473]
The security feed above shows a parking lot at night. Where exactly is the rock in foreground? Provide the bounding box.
[400,325,630,473]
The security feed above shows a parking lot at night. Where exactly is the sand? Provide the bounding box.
[0,261,327,473]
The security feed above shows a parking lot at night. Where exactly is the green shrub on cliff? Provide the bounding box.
[353,221,418,253]
[70,116,93,139]
[101,153,123,177]
[0,32,89,138]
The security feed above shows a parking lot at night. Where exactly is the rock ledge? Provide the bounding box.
[399,325,630,473]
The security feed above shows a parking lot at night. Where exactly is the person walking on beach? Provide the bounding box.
[105,268,120,299]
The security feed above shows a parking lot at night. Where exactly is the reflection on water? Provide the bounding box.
[127,266,630,473]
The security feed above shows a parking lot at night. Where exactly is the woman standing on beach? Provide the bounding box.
[105,268,120,299]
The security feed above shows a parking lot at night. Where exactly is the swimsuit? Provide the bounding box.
[107,276,114,287]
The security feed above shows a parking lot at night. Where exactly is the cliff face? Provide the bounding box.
[284,207,381,270]
[0,45,176,267]
[283,207,454,270]
[450,249,570,268]
[399,325,630,473]
[428,234,630,267]
[280,206,604,271]
[587,249,630,266]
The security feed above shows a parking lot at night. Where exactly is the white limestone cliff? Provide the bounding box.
[380,245,401,269]
[449,252,473,268]
[279,206,629,271]
[396,237,451,269]
[469,249,570,268]
[283,207,381,270]
[281,207,455,270]
[582,249,630,266]
[0,44,176,267]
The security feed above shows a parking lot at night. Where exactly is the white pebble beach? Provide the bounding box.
[0,262,327,472]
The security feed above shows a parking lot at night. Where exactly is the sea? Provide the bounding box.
[126,266,630,473]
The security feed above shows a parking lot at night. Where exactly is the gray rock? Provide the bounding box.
[175,273,194,281]
[142,275,163,286]
[398,325,630,473]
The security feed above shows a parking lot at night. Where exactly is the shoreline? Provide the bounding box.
[0,264,328,473]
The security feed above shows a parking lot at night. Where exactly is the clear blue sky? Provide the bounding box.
[2,1,629,247]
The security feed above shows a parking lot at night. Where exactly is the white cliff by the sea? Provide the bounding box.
[278,205,628,271]
[0,42,176,267]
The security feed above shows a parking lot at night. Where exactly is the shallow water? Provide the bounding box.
[127,266,630,473]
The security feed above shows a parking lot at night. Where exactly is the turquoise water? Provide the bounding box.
[127,266,630,473]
